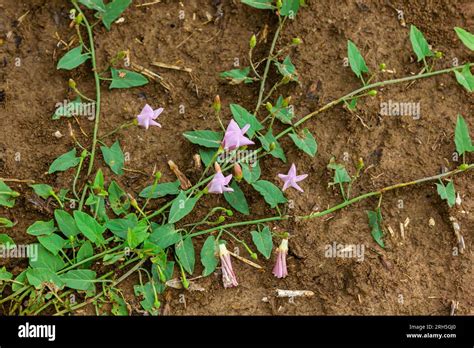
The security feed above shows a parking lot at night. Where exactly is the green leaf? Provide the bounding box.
[108,181,130,215]
[29,244,66,272]
[73,211,106,243]
[242,161,261,184]
[52,96,83,120]
[409,25,433,62]
[61,270,96,291]
[328,161,351,184]
[436,180,456,208]
[270,96,294,125]
[109,290,129,315]
[367,208,384,248]
[280,0,300,17]
[101,0,132,30]
[0,181,19,208]
[139,180,181,199]
[77,241,94,268]
[57,45,90,70]
[455,114,474,155]
[26,268,64,289]
[30,184,54,200]
[149,223,180,249]
[126,222,149,249]
[134,281,160,315]
[101,141,125,175]
[229,104,263,138]
[78,0,106,12]
[454,65,474,92]
[109,68,148,89]
[38,234,66,256]
[252,180,287,208]
[0,234,15,249]
[347,40,369,79]
[454,27,474,51]
[175,236,195,275]
[224,181,250,215]
[183,130,223,148]
[275,56,298,81]
[0,217,15,228]
[106,215,138,239]
[241,0,275,9]
[258,131,287,162]
[201,235,218,277]
[220,67,254,84]
[27,220,57,236]
[0,266,13,281]
[12,270,28,291]
[168,191,199,224]
[199,148,217,167]
[289,128,317,157]
[48,148,81,174]
[251,226,273,259]
[55,210,81,238]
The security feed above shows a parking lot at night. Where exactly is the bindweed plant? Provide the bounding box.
[0,0,473,315]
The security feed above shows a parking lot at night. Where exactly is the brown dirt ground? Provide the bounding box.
[0,0,472,315]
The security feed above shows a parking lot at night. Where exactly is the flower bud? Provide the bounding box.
[356,157,364,170]
[434,51,443,59]
[213,95,221,113]
[214,162,222,173]
[80,149,88,158]
[379,63,386,71]
[226,209,233,216]
[292,37,302,45]
[368,90,377,97]
[116,50,127,60]
[74,13,84,24]
[282,96,291,107]
[276,0,282,9]
[233,163,243,181]
[249,34,257,49]
[216,216,226,223]
[68,79,77,89]
[281,75,291,84]
[265,102,273,112]
[269,142,277,151]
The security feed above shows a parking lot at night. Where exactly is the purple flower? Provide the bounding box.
[272,238,288,279]
[219,243,238,288]
[137,104,163,129]
[222,119,254,150]
[207,172,234,194]
[278,163,308,192]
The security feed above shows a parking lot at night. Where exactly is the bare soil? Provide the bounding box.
[0,0,472,315]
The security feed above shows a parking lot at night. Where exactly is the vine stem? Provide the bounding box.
[275,62,474,140]
[187,164,473,238]
[72,1,101,177]
[254,16,286,115]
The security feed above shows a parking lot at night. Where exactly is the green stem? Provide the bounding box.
[254,17,286,115]
[72,1,101,177]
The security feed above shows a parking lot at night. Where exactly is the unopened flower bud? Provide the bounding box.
[356,157,364,170]
[435,51,443,59]
[281,75,291,84]
[266,102,273,112]
[116,51,127,60]
[154,171,162,181]
[226,209,233,216]
[282,96,291,107]
[276,0,282,9]
[233,163,243,181]
[213,95,221,113]
[379,63,386,71]
[68,79,76,89]
[74,13,84,24]
[292,37,302,45]
[249,34,257,49]
[368,90,377,97]
[269,142,277,151]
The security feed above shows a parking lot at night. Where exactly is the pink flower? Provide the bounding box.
[272,238,288,279]
[219,243,238,288]
[207,172,234,194]
[222,119,254,150]
[137,104,163,129]
[278,163,308,192]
